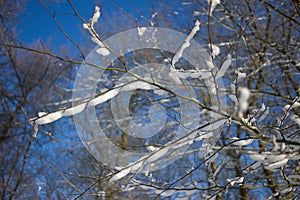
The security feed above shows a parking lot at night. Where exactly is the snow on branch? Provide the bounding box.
[207,0,220,16]
[216,54,231,79]
[231,137,254,146]
[137,26,147,37]
[83,6,110,56]
[83,6,100,29]
[283,97,300,125]
[171,20,200,68]
[32,88,119,125]
[249,150,299,171]
[108,128,218,182]
[226,176,244,186]
[208,43,220,58]
[30,80,162,133]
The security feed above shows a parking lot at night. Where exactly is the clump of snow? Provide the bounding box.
[82,23,89,29]
[92,6,100,24]
[35,111,63,125]
[284,104,291,111]
[147,146,160,152]
[38,112,47,117]
[91,36,104,47]
[231,137,254,146]
[89,88,120,106]
[31,79,162,127]
[109,168,131,182]
[264,158,289,170]
[83,6,110,56]
[283,97,300,125]
[251,103,269,121]
[226,177,244,186]
[209,44,220,58]
[291,115,300,125]
[32,122,38,138]
[249,150,298,171]
[31,87,122,126]
[149,12,157,26]
[83,6,101,30]
[172,20,200,68]
[207,0,220,16]
[238,87,251,119]
[137,26,147,37]
[236,68,247,79]
[62,104,85,116]
[96,47,110,56]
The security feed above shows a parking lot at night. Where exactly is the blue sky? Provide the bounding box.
[18,0,154,49]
